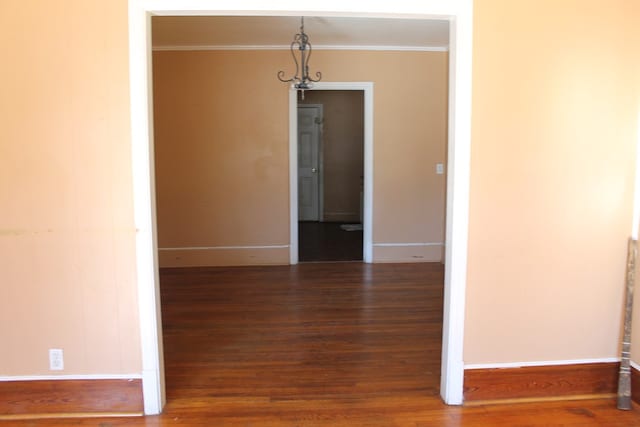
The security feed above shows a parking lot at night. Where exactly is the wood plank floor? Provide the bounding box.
[161,263,442,401]
[6,263,640,426]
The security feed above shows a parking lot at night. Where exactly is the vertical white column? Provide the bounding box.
[128,1,165,415]
[440,0,473,405]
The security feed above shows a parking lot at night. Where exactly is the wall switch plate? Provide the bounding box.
[49,348,64,370]
[436,163,445,175]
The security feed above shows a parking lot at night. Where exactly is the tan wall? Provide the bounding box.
[153,50,449,266]
[0,0,140,375]
[5,0,637,382]
[152,51,291,267]
[301,91,364,223]
[465,0,640,365]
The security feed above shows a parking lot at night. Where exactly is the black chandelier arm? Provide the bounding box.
[277,41,301,83]
[302,43,321,83]
[308,71,322,83]
[277,70,292,83]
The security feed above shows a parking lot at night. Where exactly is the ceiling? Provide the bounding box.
[152,16,450,50]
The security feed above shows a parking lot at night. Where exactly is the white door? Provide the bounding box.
[298,105,322,221]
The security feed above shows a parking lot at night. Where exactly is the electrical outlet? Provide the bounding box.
[436,163,445,175]
[49,349,64,371]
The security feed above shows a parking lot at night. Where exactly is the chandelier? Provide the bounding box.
[277,17,322,99]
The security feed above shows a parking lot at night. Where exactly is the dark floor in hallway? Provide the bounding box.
[298,221,363,262]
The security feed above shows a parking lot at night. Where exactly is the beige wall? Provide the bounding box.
[153,50,449,266]
[3,0,639,382]
[465,0,640,365]
[300,90,364,223]
[153,51,291,267]
[0,0,140,375]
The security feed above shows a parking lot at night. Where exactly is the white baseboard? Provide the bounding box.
[158,245,290,268]
[464,357,620,370]
[372,242,444,263]
[0,374,142,382]
[158,245,289,251]
[373,242,443,247]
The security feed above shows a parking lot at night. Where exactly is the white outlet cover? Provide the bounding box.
[49,348,64,370]
[436,163,445,174]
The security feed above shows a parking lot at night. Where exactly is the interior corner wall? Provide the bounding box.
[465,0,640,366]
[152,49,449,267]
[300,90,364,223]
[0,0,141,376]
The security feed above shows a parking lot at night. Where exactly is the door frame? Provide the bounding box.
[297,104,325,223]
[290,84,372,264]
[128,0,473,414]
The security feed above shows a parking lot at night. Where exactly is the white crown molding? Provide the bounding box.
[158,245,289,251]
[152,44,448,52]
[464,357,620,370]
[0,374,143,381]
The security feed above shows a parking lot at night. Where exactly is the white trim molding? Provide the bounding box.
[373,242,443,247]
[158,245,290,267]
[289,88,299,265]
[631,360,640,371]
[464,358,621,370]
[153,44,449,52]
[158,245,289,251]
[128,0,165,416]
[0,374,143,382]
[439,0,473,406]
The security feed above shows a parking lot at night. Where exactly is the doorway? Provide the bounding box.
[130,5,473,414]
[289,82,374,265]
[297,91,365,262]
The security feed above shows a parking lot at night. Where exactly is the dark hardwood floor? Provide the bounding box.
[298,221,363,262]
[7,263,640,426]
[161,262,442,402]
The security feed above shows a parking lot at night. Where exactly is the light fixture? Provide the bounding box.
[277,17,322,99]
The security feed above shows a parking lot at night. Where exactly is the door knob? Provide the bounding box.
[311,168,317,173]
